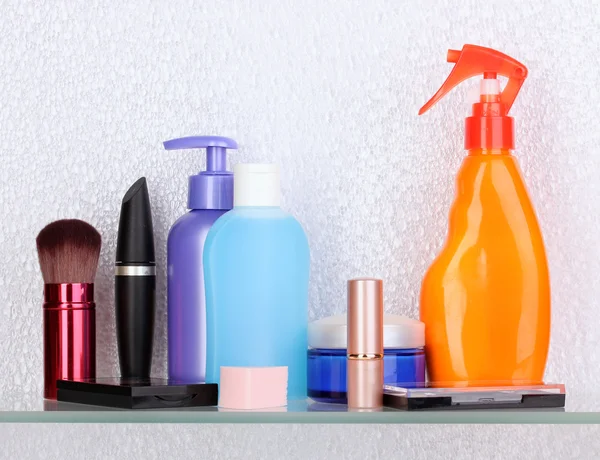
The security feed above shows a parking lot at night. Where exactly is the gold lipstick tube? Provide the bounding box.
[347,278,384,409]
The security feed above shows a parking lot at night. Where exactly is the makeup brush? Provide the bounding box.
[36,219,101,399]
[36,219,102,283]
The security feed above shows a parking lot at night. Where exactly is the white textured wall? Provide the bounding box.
[1,0,599,457]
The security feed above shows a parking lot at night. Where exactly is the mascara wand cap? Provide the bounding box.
[347,278,383,356]
[116,177,155,265]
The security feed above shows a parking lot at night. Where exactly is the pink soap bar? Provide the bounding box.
[219,366,288,410]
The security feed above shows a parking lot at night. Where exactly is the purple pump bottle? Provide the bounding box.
[164,136,237,383]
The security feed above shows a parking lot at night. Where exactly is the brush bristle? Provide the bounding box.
[36,219,102,284]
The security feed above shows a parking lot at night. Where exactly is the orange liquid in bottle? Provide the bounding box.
[420,148,550,386]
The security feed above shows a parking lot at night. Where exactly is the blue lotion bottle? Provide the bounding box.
[164,136,237,383]
[204,164,310,399]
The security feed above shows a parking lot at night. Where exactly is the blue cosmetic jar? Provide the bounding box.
[307,314,425,404]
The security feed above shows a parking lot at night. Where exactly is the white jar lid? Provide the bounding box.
[308,314,425,350]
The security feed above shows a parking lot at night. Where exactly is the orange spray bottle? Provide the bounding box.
[419,45,550,386]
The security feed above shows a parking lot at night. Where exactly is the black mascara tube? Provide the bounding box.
[115,177,156,379]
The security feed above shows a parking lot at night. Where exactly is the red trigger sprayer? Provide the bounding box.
[419,44,528,150]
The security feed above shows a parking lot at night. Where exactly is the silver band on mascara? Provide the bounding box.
[114,266,156,276]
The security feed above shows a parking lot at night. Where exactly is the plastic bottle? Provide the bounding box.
[163,136,237,383]
[203,164,310,399]
[418,45,550,386]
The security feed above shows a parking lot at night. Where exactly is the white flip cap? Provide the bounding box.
[234,163,280,207]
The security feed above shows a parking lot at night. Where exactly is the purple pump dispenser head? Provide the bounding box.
[163,136,237,210]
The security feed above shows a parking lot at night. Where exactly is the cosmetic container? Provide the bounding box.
[115,177,156,379]
[419,45,550,385]
[308,313,425,404]
[164,136,237,383]
[57,378,218,409]
[347,278,384,409]
[204,164,310,399]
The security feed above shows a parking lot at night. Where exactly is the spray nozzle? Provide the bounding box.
[419,45,528,116]
[419,45,528,151]
[163,135,238,210]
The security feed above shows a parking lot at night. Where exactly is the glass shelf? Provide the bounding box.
[0,393,597,423]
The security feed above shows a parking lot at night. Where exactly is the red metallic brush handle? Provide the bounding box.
[43,283,96,400]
